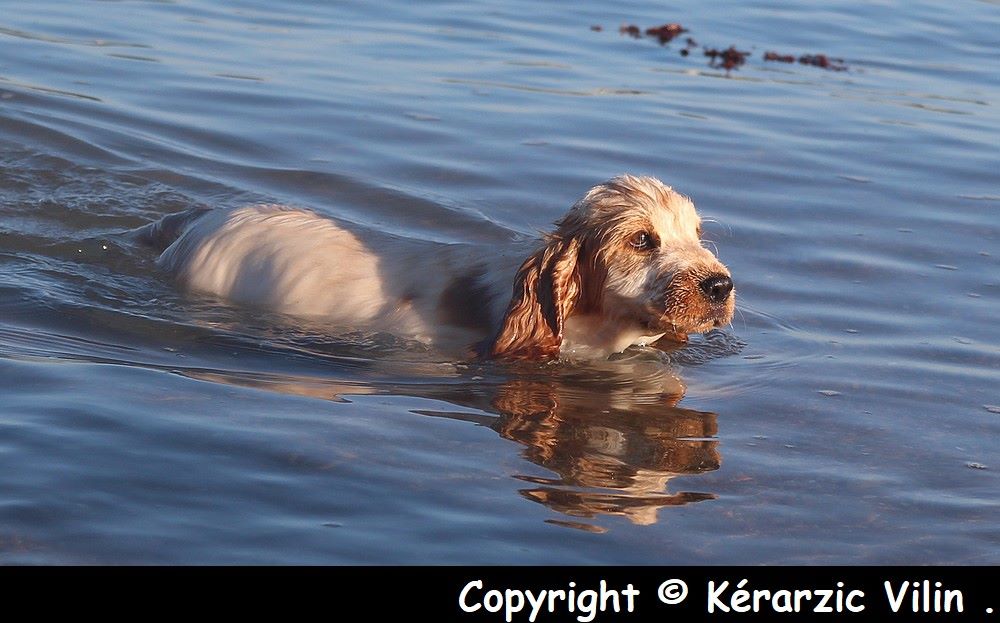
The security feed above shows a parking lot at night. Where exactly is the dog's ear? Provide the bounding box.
[487,236,581,361]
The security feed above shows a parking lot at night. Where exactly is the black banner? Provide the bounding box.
[5,566,994,620]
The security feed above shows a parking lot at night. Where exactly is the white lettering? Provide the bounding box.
[731,578,751,613]
[945,589,963,613]
[525,590,546,622]
[885,581,908,613]
[504,590,524,623]
[459,580,482,613]
[814,589,833,613]
[484,590,503,613]
[772,590,792,613]
[705,580,866,616]
[599,580,620,613]
[794,589,812,612]
[576,590,597,623]
[753,589,772,612]
[621,584,640,613]
[708,581,730,613]
[547,589,565,612]
[846,590,865,613]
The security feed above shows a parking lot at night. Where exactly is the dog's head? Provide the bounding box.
[489,175,734,360]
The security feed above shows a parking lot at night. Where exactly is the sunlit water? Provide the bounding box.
[0,0,997,563]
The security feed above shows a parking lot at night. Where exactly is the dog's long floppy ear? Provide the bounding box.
[488,236,581,361]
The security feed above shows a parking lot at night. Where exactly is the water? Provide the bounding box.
[0,0,997,563]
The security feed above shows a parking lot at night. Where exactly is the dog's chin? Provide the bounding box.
[643,310,732,336]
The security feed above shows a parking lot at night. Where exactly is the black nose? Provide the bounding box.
[699,275,733,304]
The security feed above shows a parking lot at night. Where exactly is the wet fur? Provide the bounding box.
[139,175,734,360]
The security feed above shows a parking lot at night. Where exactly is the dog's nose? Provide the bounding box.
[699,275,733,304]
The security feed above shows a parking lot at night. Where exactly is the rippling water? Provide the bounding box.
[0,0,997,563]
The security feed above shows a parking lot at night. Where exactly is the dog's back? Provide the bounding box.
[153,206,396,322]
[137,205,519,352]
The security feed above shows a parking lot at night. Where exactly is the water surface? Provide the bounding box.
[0,0,997,563]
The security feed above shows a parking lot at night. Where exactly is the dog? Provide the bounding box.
[138,175,734,360]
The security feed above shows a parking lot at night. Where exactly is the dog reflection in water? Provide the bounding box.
[182,356,719,528]
[486,362,719,528]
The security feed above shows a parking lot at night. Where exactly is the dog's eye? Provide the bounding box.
[628,231,655,251]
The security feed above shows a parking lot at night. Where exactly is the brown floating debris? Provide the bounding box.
[704,46,750,71]
[602,22,849,72]
[766,50,848,71]
[798,53,848,71]
[764,51,795,63]
[680,37,698,57]
[645,23,687,44]
[619,24,642,38]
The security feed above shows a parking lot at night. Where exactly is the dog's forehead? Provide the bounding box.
[645,189,700,239]
[570,176,702,240]
[589,178,699,238]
